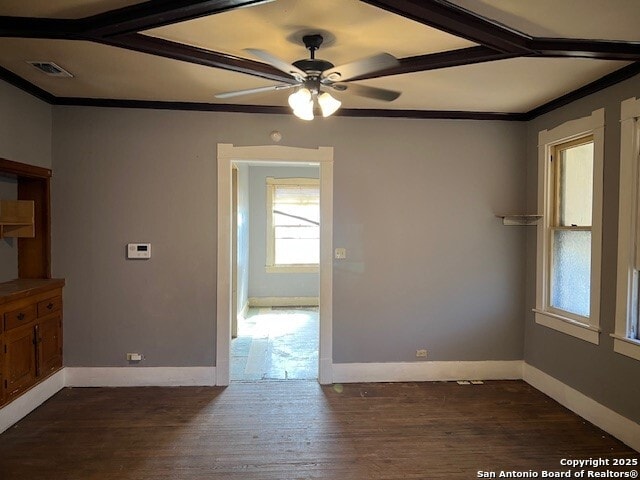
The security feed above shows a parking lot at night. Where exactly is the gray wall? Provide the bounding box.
[248,165,320,299]
[236,164,249,313]
[51,106,527,367]
[524,73,640,423]
[0,81,52,282]
[0,81,52,169]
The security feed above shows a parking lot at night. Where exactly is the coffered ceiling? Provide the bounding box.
[0,0,638,120]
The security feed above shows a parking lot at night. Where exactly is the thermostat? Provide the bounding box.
[127,243,151,259]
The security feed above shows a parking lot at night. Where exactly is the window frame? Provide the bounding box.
[265,177,320,273]
[613,97,640,361]
[534,109,604,344]
[546,135,594,320]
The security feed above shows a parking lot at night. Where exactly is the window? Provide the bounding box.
[614,97,640,361]
[266,177,319,272]
[534,109,604,344]
[549,137,593,318]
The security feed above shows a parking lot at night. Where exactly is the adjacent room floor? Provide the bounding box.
[0,381,636,479]
[231,307,319,381]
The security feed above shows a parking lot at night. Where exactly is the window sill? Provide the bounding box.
[611,334,640,361]
[265,265,319,274]
[533,309,600,345]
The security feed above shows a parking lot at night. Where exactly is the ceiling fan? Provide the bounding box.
[215,34,402,120]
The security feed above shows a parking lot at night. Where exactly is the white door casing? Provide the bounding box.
[216,143,334,385]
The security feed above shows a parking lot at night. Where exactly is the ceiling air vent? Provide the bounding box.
[27,61,73,77]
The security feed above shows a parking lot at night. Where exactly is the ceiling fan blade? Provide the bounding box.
[322,53,399,82]
[245,48,307,81]
[215,84,296,99]
[330,83,401,102]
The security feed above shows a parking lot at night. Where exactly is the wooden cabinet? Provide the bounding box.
[37,314,62,377]
[0,199,35,238]
[0,279,64,405]
[0,335,3,406]
[4,324,36,399]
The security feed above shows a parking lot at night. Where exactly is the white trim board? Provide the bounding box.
[332,360,524,383]
[65,367,216,387]
[0,370,65,434]
[2,363,639,453]
[523,363,640,452]
[217,143,334,386]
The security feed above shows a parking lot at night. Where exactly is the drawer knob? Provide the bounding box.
[47,303,54,310]
[17,313,25,321]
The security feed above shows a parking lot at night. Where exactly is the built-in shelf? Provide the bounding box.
[495,214,542,226]
[0,199,35,238]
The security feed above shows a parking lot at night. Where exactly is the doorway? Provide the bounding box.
[216,144,334,386]
[231,164,320,381]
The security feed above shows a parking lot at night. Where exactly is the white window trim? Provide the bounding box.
[266,177,320,273]
[613,97,640,361]
[534,108,604,344]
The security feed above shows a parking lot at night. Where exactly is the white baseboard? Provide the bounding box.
[4,363,638,455]
[318,357,333,385]
[332,360,523,383]
[240,301,249,319]
[65,367,216,387]
[523,363,640,452]
[248,296,319,307]
[0,370,65,434]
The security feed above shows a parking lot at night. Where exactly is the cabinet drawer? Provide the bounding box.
[4,304,36,331]
[37,296,62,317]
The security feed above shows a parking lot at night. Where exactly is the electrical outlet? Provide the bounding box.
[334,248,347,259]
[127,353,143,361]
[416,349,428,358]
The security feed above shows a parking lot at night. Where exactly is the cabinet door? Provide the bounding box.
[37,315,62,376]
[4,324,36,399]
[0,334,4,405]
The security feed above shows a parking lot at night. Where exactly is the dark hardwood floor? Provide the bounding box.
[0,380,637,479]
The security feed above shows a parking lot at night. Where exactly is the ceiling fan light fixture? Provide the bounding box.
[288,88,312,110]
[318,92,341,117]
[293,102,314,121]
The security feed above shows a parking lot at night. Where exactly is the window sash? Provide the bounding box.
[266,178,320,269]
[548,227,591,320]
[547,137,594,320]
[552,136,594,228]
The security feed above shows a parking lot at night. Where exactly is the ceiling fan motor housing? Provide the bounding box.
[292,58,334,74]
[294,34,335,80]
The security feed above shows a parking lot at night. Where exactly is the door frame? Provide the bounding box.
[231,166,238,339]
[216,143,334,385]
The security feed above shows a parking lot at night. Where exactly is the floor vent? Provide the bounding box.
[27,61,73,77]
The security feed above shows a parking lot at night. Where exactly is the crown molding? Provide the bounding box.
[50,96,525,120]
[1,62,638,122]
[0,65,56,103]
[524,61,640,120]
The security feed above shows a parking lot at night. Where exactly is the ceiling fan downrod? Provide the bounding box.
[302,34,324,60]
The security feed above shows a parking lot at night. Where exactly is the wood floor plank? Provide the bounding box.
[0,381,637,479]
